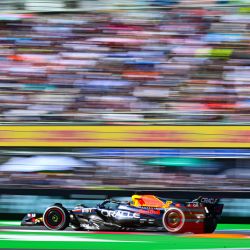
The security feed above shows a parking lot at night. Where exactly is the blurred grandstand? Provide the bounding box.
[0,0,249,204]
[0,0,249,124]
[0,149,249,191]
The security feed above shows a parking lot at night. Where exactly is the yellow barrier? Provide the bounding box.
[0,126,249,147]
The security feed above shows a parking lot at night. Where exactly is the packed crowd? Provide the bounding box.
[0,154,249,190]
[0,3,250,124]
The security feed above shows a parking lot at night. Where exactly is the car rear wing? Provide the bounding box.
[187,196,223,216]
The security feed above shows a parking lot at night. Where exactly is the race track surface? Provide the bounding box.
[0,222,249,250]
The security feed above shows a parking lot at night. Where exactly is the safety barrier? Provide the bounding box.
[0,188,250,223]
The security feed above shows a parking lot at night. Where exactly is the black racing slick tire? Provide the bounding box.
[204,217,217,233]
[43,205,70,230]
[162,207,186,233]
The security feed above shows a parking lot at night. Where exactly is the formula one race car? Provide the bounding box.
[21,194,224,234]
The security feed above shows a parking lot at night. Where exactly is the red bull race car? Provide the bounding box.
[21,194,224,234]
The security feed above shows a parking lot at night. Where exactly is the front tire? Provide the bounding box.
[162,207,186,233]
[43,205,70,230]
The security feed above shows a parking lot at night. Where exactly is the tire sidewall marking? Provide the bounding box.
[43,206,65,230]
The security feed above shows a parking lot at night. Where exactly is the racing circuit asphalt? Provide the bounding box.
[1,225,250,235]
[0,223,250,250]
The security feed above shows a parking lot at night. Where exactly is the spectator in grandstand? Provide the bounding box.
[0,2,249,124]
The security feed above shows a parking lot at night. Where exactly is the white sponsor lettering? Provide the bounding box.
[187,202,199,207]
[201,198,217,204]
[100,210,140,219]
[81,208,92,213]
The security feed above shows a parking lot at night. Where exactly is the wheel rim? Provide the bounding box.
[166,211,181,228]
[162,208,185,232]
[44,208,64,229]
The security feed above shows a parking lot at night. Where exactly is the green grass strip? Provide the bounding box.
[0,221,21,226]
[0,230,250,250]
[217,224,250,230]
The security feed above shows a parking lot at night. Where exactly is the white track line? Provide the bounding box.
[0,229,91,233]
[0,234,147,243]
[0,229,156,235]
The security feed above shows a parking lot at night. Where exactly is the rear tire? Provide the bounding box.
[43,205,69,230]
[162,207,186,233]
[204,217,217,233]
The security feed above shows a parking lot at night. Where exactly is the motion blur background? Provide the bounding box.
[0,0,250,222]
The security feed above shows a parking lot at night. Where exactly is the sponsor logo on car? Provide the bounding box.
[138,209,160,215]
[81,208,93,213]
[187,202,200,208]
[201,198,218,204]
[100,209,140,219]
